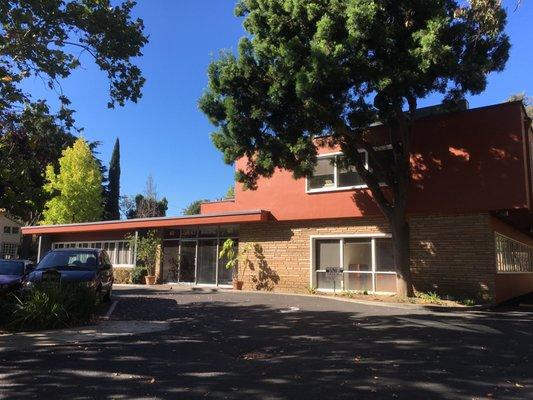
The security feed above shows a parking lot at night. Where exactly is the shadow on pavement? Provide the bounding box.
[1,288,531,400]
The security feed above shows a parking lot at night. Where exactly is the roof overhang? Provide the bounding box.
[21,210,270,236]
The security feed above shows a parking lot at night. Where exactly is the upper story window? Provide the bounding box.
[3,226,19,234]
[306,147,393,193]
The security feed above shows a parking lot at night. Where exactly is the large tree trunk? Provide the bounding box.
[389,211,413,297]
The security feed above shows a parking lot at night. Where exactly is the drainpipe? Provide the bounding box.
[37,235,42,262]
[133,230,139,266]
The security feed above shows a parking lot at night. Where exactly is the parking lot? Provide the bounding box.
[1,285,531,399]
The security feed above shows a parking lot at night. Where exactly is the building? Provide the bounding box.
[0,209,22,259]
[21,101,533,303]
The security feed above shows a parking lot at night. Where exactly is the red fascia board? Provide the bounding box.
[21,210,269,235]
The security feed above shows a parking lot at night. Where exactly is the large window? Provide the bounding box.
[161,225,239,286]
[51,240,134,266]
[0,243,18,259]
[495,233,533,273]
[313,236,396,293]
[306,148,393,192]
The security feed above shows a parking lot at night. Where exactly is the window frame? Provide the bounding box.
[305,145,392,193]
[310,233,396,294]
[51,240,134,267]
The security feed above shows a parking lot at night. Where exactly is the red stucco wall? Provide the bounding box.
[202,102,530,221]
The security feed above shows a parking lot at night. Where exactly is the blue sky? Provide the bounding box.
[22,0,532,216]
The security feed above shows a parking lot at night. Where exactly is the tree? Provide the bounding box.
[1,0,146,222]
[123,175,168,219]
[104,139,121,220]
[0,0,147,121]
[226,185,235,199]
[42,138,103,224]
[0,102,76,223]
[199,0,509,297]
[507,92,533,118]
[182,199,208,216]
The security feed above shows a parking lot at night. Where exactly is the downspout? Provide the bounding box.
[133,230,139,266]
[37,235,42,262]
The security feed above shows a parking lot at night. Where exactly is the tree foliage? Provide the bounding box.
[0,0,147,119]
[0,102,75,223]
[104,138,121,220]
[182,199,208,216]
[508,92,533,119]
[0,0,146,222]
[122,175,168,219]
[41,138,103,224]
[200,0,509,296]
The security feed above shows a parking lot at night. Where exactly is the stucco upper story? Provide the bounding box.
[201,101,533,222]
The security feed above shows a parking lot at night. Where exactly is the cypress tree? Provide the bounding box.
[104,138,121,220]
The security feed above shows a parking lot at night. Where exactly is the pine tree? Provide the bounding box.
[41,138,104,224]
[104,138,121,220]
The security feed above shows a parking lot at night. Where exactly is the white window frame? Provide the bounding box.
[306,146,392,193]
[309,233,396,294]
[1,243,18,259]
[495,233,533,274]
[51,240,135,268]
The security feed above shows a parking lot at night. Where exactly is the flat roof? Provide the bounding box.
[21,210,270,235]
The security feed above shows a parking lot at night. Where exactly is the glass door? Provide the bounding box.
[197,239,217,284]
[179,241,196,283]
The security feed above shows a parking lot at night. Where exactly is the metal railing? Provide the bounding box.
[495,233,533,273]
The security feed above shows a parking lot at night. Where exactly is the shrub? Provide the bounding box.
[113,267,132,284]
[417,291,443,304]
[130,263,147,284]
[8,283,96,331]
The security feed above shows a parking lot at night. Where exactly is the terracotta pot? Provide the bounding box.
[144,275,156,285]
[233,280,244,290]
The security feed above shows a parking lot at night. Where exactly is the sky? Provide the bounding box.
[21,0,533,217]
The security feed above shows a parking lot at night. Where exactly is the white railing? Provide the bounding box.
[495,233,533,273]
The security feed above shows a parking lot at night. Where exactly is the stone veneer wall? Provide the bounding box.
[238,213,496,301]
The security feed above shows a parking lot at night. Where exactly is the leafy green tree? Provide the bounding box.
[182,199,208,216]
[42,138,103,224]
[1,0,146,222]
[122,175,168,219]
[0,0,147,120]
[104,138,121,220]
[200,0,509,296]
[0,102,76,223]
[226,185,235,199]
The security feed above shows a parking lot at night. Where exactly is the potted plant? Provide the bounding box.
[127,230,161,285]
[219,239,257,290]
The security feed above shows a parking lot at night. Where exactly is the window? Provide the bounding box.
[306,147,392,192]
[11,227,19,234]
[313,236,396,293]
[1,243,18,259]
[495,233,533,273]
[51,240,134,266]
[3,226,10,234]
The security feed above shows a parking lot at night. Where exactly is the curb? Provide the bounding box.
[113,283,491,312]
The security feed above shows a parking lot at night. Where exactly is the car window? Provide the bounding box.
[0,260,24,275]
[37,251,99,270]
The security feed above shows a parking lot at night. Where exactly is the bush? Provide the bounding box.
[113,267,132,284]
[8,283,96,331]
[130,264,147,284]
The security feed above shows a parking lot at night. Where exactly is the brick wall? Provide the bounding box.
[239,213,496,301]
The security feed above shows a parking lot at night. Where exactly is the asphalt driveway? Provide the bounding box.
[0,285,531,400]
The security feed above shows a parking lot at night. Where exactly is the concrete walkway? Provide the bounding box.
[0,320,169,352]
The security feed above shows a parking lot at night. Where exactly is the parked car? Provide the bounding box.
[0,259,34,297]
[25,248,114,302]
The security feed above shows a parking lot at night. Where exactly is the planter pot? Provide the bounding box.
[144,275,156,285]
[233,280,244,290]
